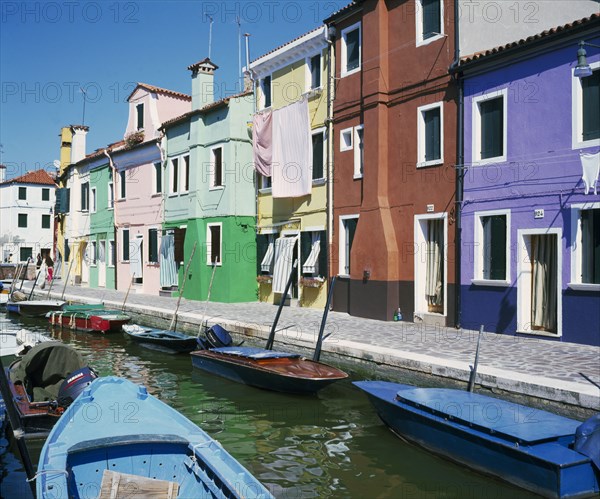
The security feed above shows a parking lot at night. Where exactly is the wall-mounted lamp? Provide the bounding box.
[574,40,600,78]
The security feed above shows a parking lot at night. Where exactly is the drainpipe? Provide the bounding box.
[449,0,463,329]
[326,25,336,283]
[103,148,118,290]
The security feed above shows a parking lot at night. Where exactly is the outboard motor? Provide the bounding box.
[206,324,233,348]
[57,367,98,407]
[574,414,600,470]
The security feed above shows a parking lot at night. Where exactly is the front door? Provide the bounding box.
[98,240,106,287]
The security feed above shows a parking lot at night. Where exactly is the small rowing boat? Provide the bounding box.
[122,324,200,353]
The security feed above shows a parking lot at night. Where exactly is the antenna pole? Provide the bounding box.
[80,87,87,126]
[207,15,214,59]
[237,16,242,91]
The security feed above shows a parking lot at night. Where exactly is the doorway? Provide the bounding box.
[98,240,106,287]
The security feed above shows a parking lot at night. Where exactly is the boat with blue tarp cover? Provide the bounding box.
[122,324,200,353]
[354,380,600,498]
[36,376,274,499]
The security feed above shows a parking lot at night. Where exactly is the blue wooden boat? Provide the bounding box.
[354,381,600,499]
[122,324,200,353]
[36,376,274,498]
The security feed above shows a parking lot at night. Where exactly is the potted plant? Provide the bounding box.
[300,276,325,288]
[124,130,145,149]
[256,275,273,284]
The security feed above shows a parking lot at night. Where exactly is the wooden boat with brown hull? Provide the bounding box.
[191,347,348,394]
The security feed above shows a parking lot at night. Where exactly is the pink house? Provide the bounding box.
[110,83,191,295]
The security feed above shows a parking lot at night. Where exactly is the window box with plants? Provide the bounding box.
[300,276,325,288]
[257,275,273,285]
[124,130,145,149]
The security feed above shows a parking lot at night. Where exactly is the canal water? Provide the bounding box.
[0,313,539,498]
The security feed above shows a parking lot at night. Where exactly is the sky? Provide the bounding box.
[0,0,347,180]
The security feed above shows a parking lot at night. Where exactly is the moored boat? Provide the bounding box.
[123,324,200,353]
[0,328,52,360]
[47,303,130,333]
[354,380,600,499]
[6,299,66,317]
[36,376,274,498]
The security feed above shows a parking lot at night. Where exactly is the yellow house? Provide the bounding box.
[55,126,73,278]
[249,26,332,309]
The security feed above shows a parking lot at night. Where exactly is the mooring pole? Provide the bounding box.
[265,260,297,351]
[468,325,484,392]
[313,276,336,362]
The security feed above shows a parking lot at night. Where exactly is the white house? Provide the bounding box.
[0,168,57,262]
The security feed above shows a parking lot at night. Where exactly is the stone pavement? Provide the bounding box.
[24,281,600,415]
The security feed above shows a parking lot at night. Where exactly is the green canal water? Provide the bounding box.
[0,313,539,498]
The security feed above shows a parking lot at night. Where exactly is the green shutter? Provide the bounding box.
[300,232,312,273]
[311,54,321,89]
[489,215,507,280]
[123,230,130,261]
[18,187,26,200]
[18,214,27,227]
[480,97,504,159]
[256,234,269,274]
[312,133,324,179]
[582,70,600,141]
[42,188,50,201]
[318,230,327,278]
[149,229,158,263]
[42,215,51,229]
[424,107,441,161]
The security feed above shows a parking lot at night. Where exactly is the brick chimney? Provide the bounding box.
[187,58,218,110]
[70,125,89,164]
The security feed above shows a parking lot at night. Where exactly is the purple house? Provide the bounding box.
[458,15,600,346]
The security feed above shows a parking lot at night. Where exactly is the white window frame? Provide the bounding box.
[341,22,361,78]
[572,60,600,149]
[472,88,508,165]
[108,182,114,209]
[569,201,600,291]
[170,157,179,195]
[417,101,444,167]
[90,187,97,213]
[153,162,162,195]
[206,222,223,266]
[90,240,97,267]
[312,127,327,182]
[181,154,190,193]
[516,228,562,338]
[338,214,359,277]
[353,124,364,179]
[210,145,225,190]
[340,127,353,151]
[306,52,323,92]
[81,181,90,212]
[472,209,511,287]
[108,240,115,267]
[415,0,444,47]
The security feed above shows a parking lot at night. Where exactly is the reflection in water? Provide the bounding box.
[1,314,538,498]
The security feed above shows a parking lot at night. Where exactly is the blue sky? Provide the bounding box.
[0,1,346,180]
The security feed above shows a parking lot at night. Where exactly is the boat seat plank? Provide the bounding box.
[395,388,581,444]
[99,470,179,499]
[211,347,301,360]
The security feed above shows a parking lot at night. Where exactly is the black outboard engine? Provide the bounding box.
[57,367,98,407]
[574,414,600,470]
[206,324,233,348]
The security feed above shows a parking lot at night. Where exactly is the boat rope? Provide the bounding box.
[189,440,214,462]
[26,469,69,482]
[69,313,76,329]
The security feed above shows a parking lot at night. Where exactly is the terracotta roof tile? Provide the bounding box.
[460,13,600,65]
[127,83,191,102]
[1,169,56,186]
[324,1,363,24]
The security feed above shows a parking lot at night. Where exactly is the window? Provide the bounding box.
[91,187,97,213]
[148,228,159,263]
[65,239,70,262]
[301,231,326,276]
[341,23,361,77]
[119,170,126,199]
[340,128,353,151]
[474,211,509,283]
[81,182,89,211]
[312,129,325,180]
[309,54,321,90]
[258,233,275,274]
[417,0,443,45]
[473,89,507,163]
[108,240,115,267]
[259,173,272,190]
[211,147,223,188]
[573,63,600,147]
[207,223,222,265]
[153,162,162,194]
[136,103,144,130]
[18,213,27,228]
[90,241,97,266]
[42,188,50,201]
[108,182,114,208]
[20,247,32,262]
[417,102,443,166]
[354,125,364,178]
[122,229,130,261]
[339,216,358,276]
[261,75,272,109]
[182,155,190,192]
[171,158,179,194]
[42,214,51,229]
[571,204,600,288]
[18,187,26,200]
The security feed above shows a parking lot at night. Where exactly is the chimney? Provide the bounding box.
[70,125,89,164]
[187,58,218,110]
[0,164,5,183]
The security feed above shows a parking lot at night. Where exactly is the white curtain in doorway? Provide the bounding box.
[425,219,444,309]
[130,237,143,279]
[531,234,557,332]
[272,236,297,294]
[160,233,177,288]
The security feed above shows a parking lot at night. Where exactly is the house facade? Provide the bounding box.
[326,0,458,324]
[249,27,331,309]
[459,15,600,346]
[161,59,256,303]
[0,169,56,263]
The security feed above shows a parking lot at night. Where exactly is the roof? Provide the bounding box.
[187,57,219,72]
[324,1,363,24]
[160,90,253,130]
[0,169,56,186]
[460,13,600,66]
[251,26,324,64]
[127,83,191,102]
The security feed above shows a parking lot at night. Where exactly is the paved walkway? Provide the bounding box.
[25,281,600,414]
